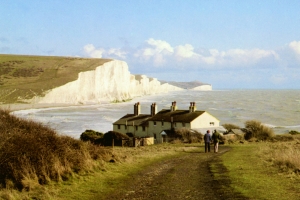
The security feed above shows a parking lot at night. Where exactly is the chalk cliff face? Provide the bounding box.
[190,85,212,91]
[36,60,182,104]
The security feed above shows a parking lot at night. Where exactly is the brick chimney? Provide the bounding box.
[189,102,197,112]
[134,102,141,116]
[150,103,157,116]
[170,101,177,112]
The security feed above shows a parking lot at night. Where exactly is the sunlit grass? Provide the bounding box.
[221,143,300,200]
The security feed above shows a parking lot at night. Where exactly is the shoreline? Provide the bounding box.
[0,103,77,112]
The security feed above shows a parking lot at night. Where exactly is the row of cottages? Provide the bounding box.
[112,101,220,144]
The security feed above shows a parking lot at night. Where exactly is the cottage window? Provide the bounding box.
[118,125,120,129]
[154,133,157,139]
[161,121,164,127]
[154,121,157,126]
[182,122,185,127]
[210,122,215,126]
[142,126,146,131]
[135,126,138,131]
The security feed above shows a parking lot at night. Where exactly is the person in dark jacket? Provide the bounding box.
[203,130,212,153]
[212,129,221,153]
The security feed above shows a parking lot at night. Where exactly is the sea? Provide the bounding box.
[12,90,300,138]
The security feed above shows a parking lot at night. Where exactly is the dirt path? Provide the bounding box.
[101,146,249,200]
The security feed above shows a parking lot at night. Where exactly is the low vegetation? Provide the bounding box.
[260,137,300,174]
[165,128,203,143]
[80,129,104,144]
[222,120,274,144]
[0,109,112,192]
[289,130,300,135]
[0,109,299,199]
[222,123,240,130]
[221,141,300,200]
[244,120,274,140]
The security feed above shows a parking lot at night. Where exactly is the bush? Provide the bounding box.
[102,131,129,146]
[0,109,110,190]
[289,130,300,135]
[80,129,104,144]
[222,123,240,131]
[244,120,274,140]
[172,128,203,143]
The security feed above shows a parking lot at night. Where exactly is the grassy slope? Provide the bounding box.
[219,143,300,200]
[1,143,299,199]
[0,54,112,104]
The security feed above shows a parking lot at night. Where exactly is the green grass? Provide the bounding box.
[12,145,189,200]
[0,54,111,103]
[220,143,300,200]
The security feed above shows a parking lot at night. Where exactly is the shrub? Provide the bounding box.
[102,131,129,146]
[80,129,104,144]
[289,130,300,135]
[0,109,111,190]
[222,123,240,131]
[269,134,294,142]
[244,120,274,140]
[171,128,203,143]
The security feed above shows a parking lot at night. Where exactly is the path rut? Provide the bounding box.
[100,146,249,200]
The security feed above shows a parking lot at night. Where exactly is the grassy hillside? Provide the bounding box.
[0,54,112,104]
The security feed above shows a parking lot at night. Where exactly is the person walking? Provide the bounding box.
[212,129,221,153]
[203,130,212,153]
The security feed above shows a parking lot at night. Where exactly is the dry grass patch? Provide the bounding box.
[0,109,112,191]
[221,143,300,199]
[259,140,300,175]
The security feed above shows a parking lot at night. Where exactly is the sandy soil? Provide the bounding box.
[99,146,249,200]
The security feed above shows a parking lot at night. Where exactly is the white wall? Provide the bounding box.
[190,112,220,128]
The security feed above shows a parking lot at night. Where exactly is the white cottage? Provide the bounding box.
[147,102,220,143]
[112,101,221,144]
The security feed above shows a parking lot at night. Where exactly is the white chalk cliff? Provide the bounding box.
[190,85,212,91]
[35,60,182,104]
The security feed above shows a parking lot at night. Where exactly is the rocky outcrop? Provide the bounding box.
[34,60,182,104]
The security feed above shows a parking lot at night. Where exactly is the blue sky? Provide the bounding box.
[1,0,300,89]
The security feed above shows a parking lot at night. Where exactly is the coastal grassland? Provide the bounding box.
[0,54,111,104]
[0,108,112,199]
[0,142,191,199]
[38,145,191,200]
[219,140,300,200]
[1,108,300,199]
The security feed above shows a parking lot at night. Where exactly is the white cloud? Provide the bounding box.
[83,44,127,59]
[81,39,300,88]
[83,44,95,53]
[220,48,279,66]
[146,38,174,54]
[107,48,127,59]
[83,44,104,58]
[175,44,197,58]
[134,38,174,66]
[83,39,288,71]
[289,41,300,55]
[130,38,281,69]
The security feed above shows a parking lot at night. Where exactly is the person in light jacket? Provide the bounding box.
[212,129,221,153]
[203,130,212,153]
